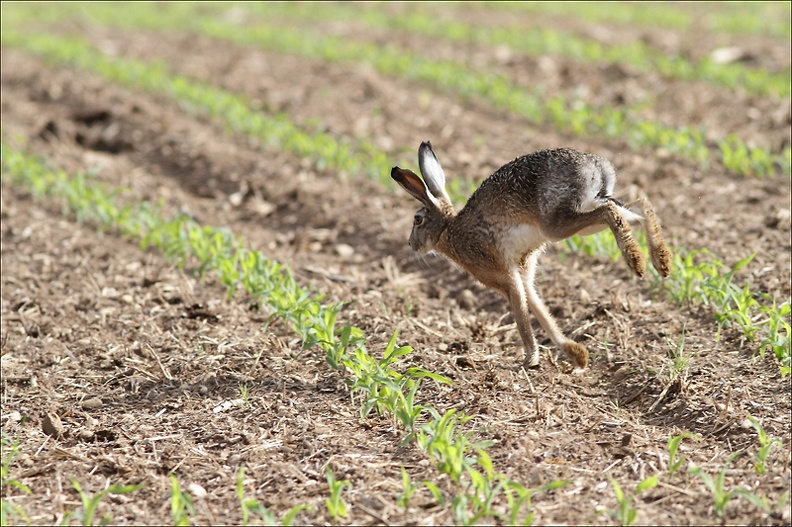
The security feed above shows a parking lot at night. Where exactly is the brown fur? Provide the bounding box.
[392,142,671,370]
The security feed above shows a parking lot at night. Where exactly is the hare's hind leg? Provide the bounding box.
[518,253,589,368]
[545,201,646,278]
[623,198,672,277]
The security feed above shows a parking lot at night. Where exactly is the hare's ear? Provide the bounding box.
[418,141,452,203]
[391,167,441,210]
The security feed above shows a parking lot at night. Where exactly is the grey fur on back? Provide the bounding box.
[462,148,617,225]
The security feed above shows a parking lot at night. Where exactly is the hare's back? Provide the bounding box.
[470,148,617,217]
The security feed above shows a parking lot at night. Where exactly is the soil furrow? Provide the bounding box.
[260,8,791,152]
[52,6,790,157]
[1,180,433,525]
[2,45,787,406]
[434,2,792,68]
[19,27,789,297]
[2,8,790,525]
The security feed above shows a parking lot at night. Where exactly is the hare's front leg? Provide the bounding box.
[519,253,589,368]
[507,269,541,368]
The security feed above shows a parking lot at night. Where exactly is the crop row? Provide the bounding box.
[6,4,792,180]
[1,143,569,524]
[2,146,787,523]
[2,3,790,178]
[3,29,788,374]
[480,1,791,39]
[246,1,791,98]
[10,2,790,83]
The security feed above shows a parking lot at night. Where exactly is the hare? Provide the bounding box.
[391,141,671,369]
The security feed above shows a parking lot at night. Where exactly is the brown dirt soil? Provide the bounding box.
[2,4,791,526]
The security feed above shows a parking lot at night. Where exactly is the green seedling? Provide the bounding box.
[667,432,701,477]
[501,480,535,526]
[688,451,742,517]
[667,330,693,383]
[660,248,790,376]
[236,467,311,526]
[758,298,791,375]
[455,451,502,525]
[238,384,251,406]
[1,434,32,526]
[607,475,658,526]
[68,480,142,527]
[724,475,786,515]
[0,498,29,527]
[746,414,783,474]
[324,467,351,522]
[414,409,492,484]
[169,474,194,527]
[501,479,568,527]
[237,466,275,526]
[423,480,445,506]
[396,467,418,509]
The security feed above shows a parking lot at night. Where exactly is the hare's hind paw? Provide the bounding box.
[651,243,673,278]
[623,241,646,278]
[561,341,589,369]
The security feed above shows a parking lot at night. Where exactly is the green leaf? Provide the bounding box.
[423,481,444,505]
[636,475,658,492]
[281,504,313,526]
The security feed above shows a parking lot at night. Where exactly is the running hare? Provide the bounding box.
[391,142,671,369]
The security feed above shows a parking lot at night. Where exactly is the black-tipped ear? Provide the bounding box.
[391,166,436,209]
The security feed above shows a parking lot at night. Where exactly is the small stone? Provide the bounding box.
[494,44,513,64]
[8,411,22,422]
[42,413,64,438]
[579,288,591,303]
[335,244,355,258]
[710,46,748,65]
[78,429,95,441]
[198,385,209,396]
[188,483,207,498]
[81,397,103,410]
[101,287,120,299]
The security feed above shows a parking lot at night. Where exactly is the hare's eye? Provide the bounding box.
[414,214,424,226]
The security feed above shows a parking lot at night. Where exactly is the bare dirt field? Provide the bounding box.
[2,3,790,525]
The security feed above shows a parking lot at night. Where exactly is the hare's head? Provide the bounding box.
[392,142,455,253]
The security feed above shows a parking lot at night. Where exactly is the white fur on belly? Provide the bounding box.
[500,224,547,264]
